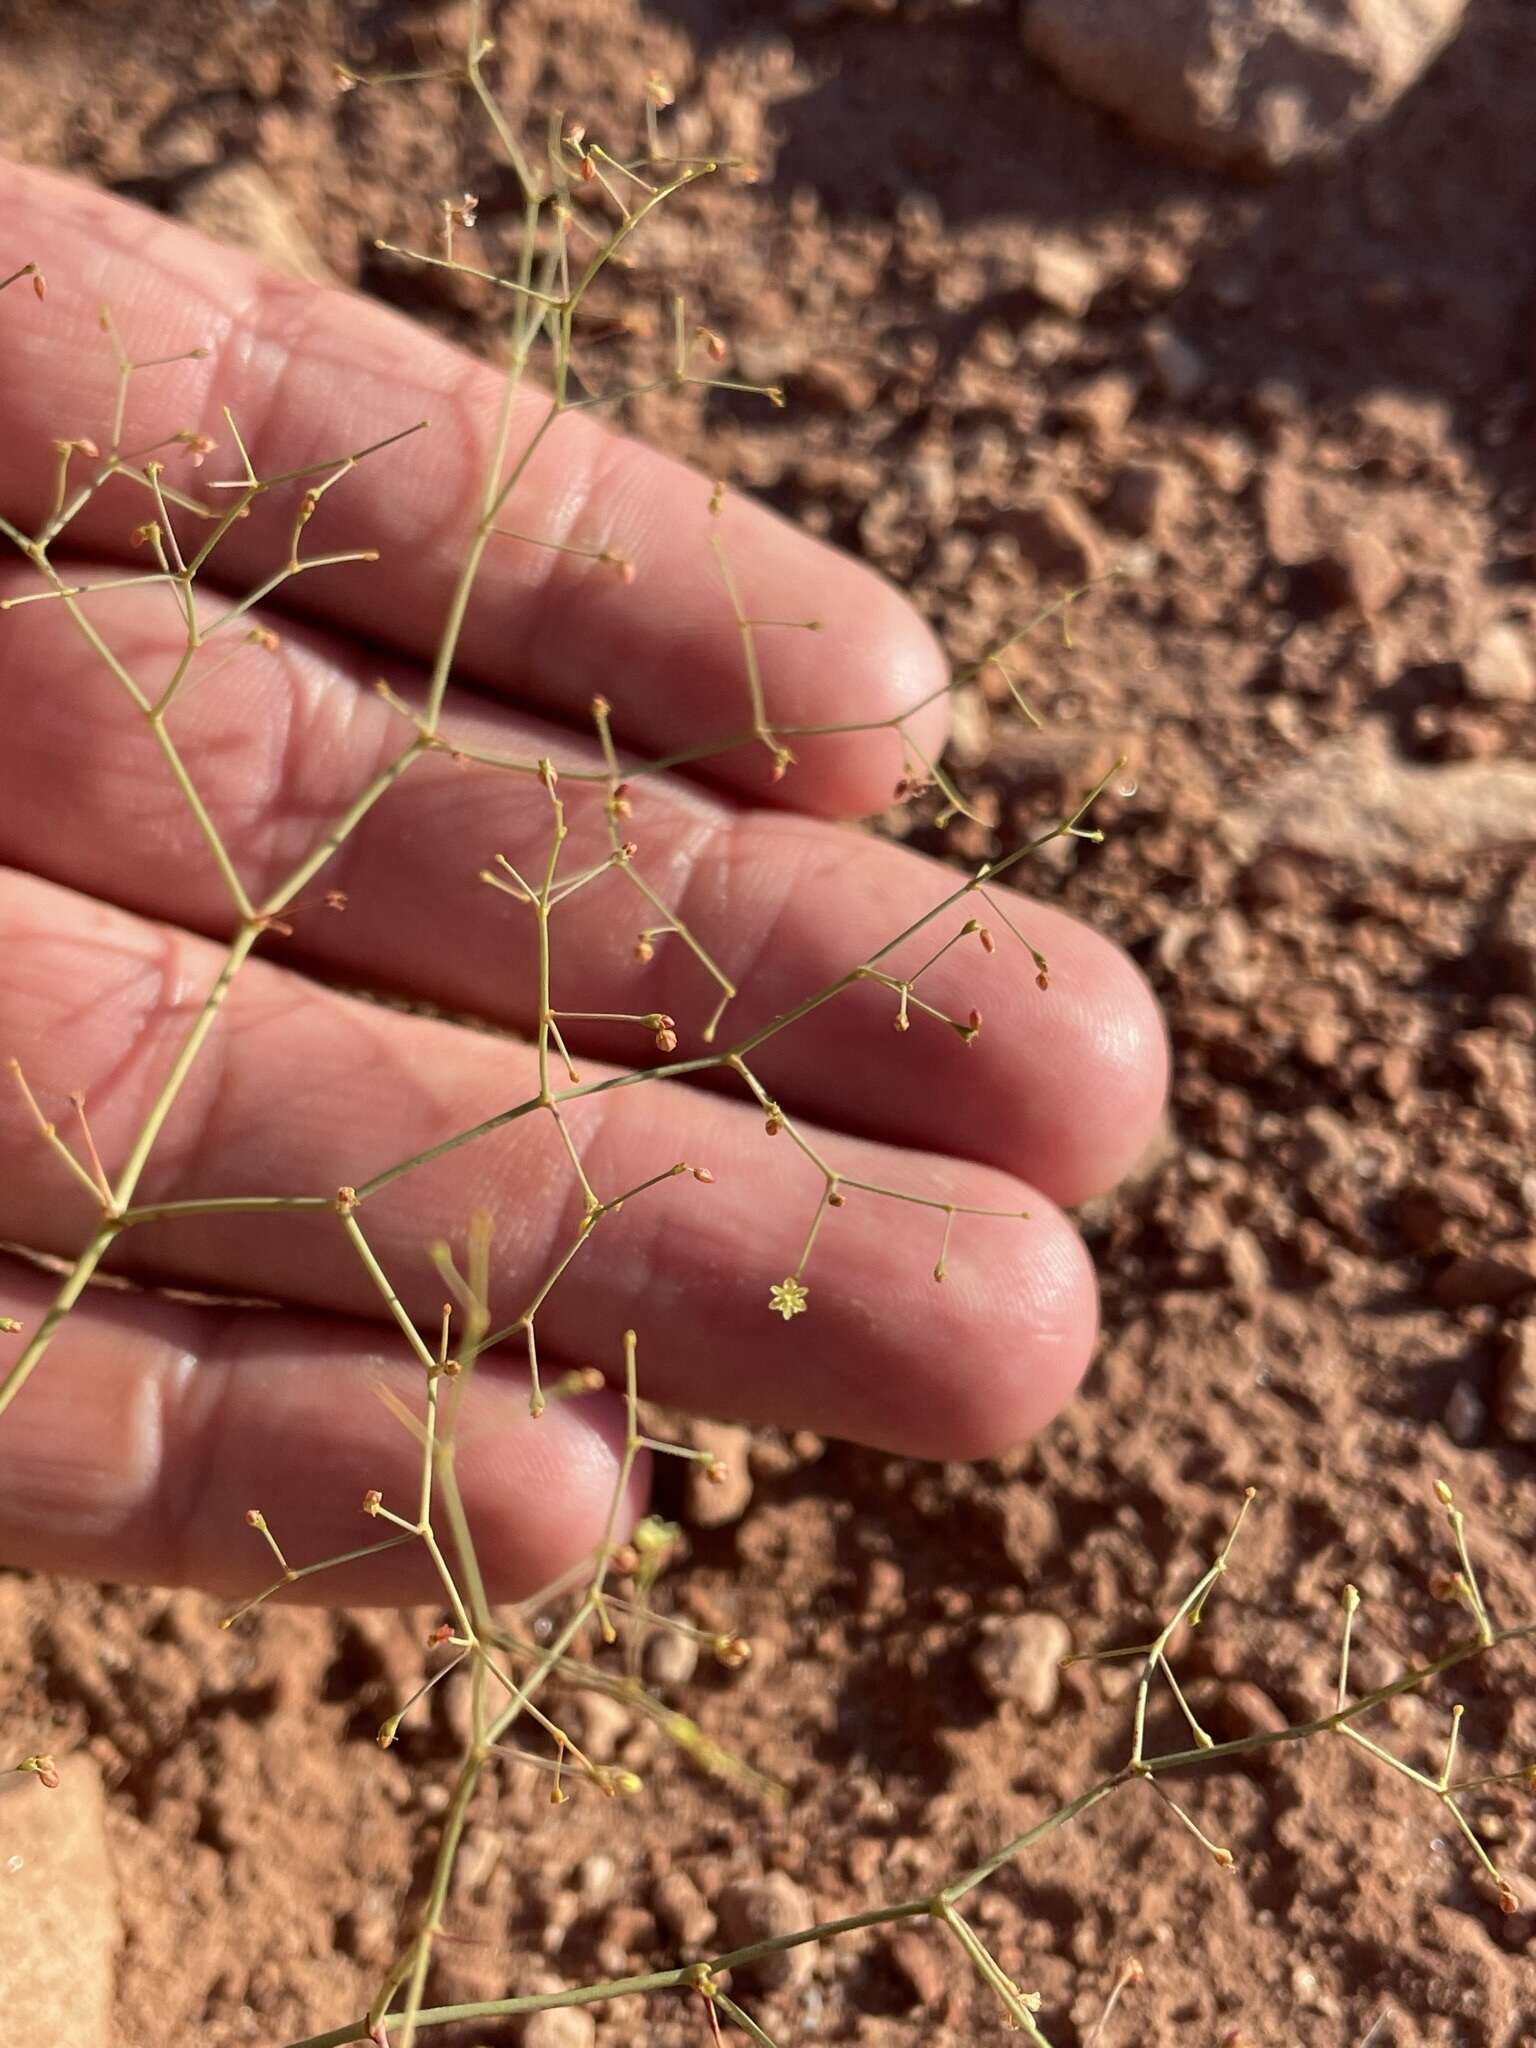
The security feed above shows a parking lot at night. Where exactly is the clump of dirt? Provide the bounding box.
[2,2,1534,2044]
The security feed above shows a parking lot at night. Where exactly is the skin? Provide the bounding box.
[0,162,1167,1604]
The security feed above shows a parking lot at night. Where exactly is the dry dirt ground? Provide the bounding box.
[2,2,1536,2044]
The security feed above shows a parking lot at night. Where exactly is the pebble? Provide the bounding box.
[1104,460,1188,541]
[888,1927,948,2010]
[523,2007,597,2048]
[1142,320,1207,402]
[1003,492,1105,583]
[576,1693,631,1763]
[1315,530,1403,617]
[1224,1227,1271,1300]
[715,1871,817,1990]
[1442,1379,1487,1447]
[653,1867,716,1949]
[1495,1320,1536,1442]
[1188,1680,1290,1768]
[1058,369,1139,444]
[643,1627,700,1690]
[1432,1251,1536,1312]
[576,1852,619,1909]
[684,1421,755,1528]
[1463,622,1536,705]
[1028,233,1109,317]
[971,1612,1073,1716]
[796,354,879,415]
[1495,859,1536,996]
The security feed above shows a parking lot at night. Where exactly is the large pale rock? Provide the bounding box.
[1021,0,1468,174]
[0,1757,120,2048]
[1226,725,1536,868]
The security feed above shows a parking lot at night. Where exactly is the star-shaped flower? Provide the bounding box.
[768,1276,809,1321]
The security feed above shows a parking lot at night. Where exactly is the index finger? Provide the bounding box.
[0,159,948,816]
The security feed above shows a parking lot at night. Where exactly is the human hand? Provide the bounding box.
[0,165,1165,1602]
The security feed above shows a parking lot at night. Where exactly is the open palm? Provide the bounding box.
[0,163,1165,1602]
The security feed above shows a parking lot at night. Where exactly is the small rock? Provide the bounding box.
[888,1927,949,2010]
[1188,1679,1290,1766]
[1442,1379,1486,1447]
[174,162,335,285]
[1004,492,1105,583]
[576,1692,631,1763]
[715,1872,816,1990]
[453,1825,501,1897]
[0,1757,121,2048]
[946,684,992,769]
[1396,1183,1447,1253]
[907,444,957,526]
[1186,427,1255,495]
[336,1897,395,1967]
[1133,241,1191,298]
[653,1868,716,1949]
[684,1420,754,1528]
[154,110,221,174]
[971,1612,1073,1716]
[1314,530,1403,617]
[1028,234,1108,317]
[1104,461,1189,540]
[575,1853,619,1910]
[1224,1226,1271,1300]
[1463,622,1536,705]
[1142,320,1208,402]
[1020,0,1469,174]
[643,1627,700,1690]
[1297,1105,1356,1174]
[1058,369,1139,443]
[1260,462,1317,565]
[796,354,879,415]
[1495,1321,1536,1442]
[1495,860,1536,996]
[523,2007,597,2048]
[1432,1251,1536,1312]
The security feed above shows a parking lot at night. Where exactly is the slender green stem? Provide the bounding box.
[0,924,259,1424]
